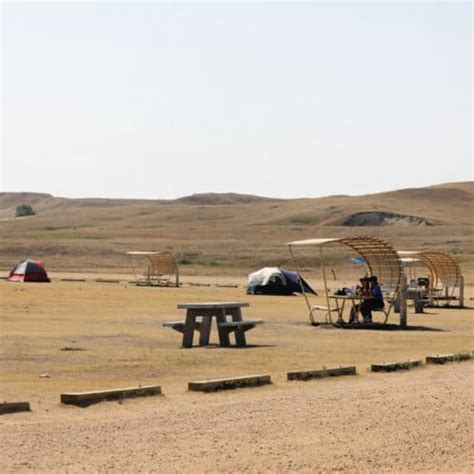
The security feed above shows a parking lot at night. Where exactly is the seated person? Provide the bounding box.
[360,276,384,323]
[417,277,430,293]
[348,277,370,323]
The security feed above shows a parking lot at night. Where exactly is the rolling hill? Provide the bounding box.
[0,181,472,274]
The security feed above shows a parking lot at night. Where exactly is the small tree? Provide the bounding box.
[16,204,36,217]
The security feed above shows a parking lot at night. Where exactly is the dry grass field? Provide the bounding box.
[1,181,473,472]
[0,181,473,275]
[1,275,473,472]
[1,276,473,397]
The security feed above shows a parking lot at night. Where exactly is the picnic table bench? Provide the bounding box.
[163,302,262,348]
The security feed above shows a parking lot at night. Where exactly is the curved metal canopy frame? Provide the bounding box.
[127,251,179,287]
[398,250,461,296]
[288,237,402,325]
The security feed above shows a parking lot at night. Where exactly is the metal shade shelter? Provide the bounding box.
[127,251,179,287]
[397,250,463,306]
[288,237,403,325]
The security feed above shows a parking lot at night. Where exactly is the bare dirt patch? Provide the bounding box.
[1,364,472,473]
[342,211,432,226]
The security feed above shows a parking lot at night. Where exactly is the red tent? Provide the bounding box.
[8,259,50,282]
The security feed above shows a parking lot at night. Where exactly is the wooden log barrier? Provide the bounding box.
[426,352,472,364]
[0,402,31,415]
[455,351,473,361]
[287,366,356,381]
[94,279,121,284]
[61,278,87,282]
[371,360,422,372]
[426,354,455,364]
[188,374,271,393]
[61,385,162,407]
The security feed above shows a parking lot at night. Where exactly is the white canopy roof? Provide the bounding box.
[288,236,402,290]
[287,238,339,247]
[126,251,162,255]
[400,257,421,264]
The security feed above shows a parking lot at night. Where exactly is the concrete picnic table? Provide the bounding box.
[163,302,262,348]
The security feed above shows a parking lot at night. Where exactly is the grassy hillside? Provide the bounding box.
[0,181,472,275]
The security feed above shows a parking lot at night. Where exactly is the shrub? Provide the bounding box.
[16,204,36,217]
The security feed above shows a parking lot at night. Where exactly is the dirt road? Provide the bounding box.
[1,363,472,473]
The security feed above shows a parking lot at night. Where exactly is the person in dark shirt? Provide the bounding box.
[360,276,384,323]
[348,277,370,323]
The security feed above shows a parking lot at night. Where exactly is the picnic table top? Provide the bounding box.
[177,302,250,310]
[329,295,373,300]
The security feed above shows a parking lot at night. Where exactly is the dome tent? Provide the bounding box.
[8,259,50,282]
[246,267,316,296]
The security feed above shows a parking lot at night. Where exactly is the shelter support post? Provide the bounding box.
[320,246,332,323]
[399,273,407,328]
[428,290,434,306]
[459,275,464,308]
[288,245,314,322]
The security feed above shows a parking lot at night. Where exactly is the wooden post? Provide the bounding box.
[130,254,138,285]
[394,293,400,313]
[320,246,332,323]
[399,273,407,328]
[413,291,424,313]
[459,275,464,308]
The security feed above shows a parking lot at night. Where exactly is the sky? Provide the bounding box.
[1,1,472,199]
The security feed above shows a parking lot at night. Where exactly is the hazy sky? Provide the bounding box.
[1,1,472,199]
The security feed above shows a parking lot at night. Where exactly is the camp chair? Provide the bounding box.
[309,303,338,325]
[375,283,399,324]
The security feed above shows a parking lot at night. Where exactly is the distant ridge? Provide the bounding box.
[0,181,471,207]
[173,192,279,205]
[0,181,472,271]
[0,182,471,226]
[0,191,279,212]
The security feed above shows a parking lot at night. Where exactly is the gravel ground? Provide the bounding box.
[1,362,473,473]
